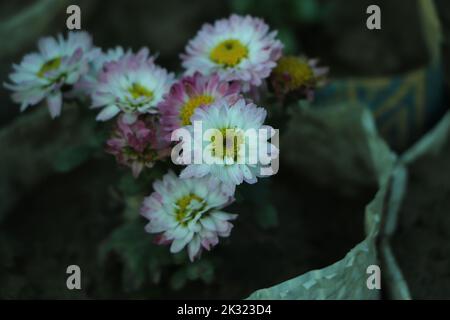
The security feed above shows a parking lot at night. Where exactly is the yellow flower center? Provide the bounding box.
[180,95,215,126]
[273,56,314,89]
[175,193,204,225]
[128,83,154,100]
[211,128,244,162]
[37,57,62,78]
[210,39,248,67]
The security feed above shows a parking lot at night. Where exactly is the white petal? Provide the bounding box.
[170,232,193,253]
[187,235,201,261]
[96,104,120,121]
[200,217,217,231]
[47,91,62,118]
[211,211,238,221]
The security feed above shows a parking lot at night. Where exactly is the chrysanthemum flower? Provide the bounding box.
[178,98,278,188]
[181,14,283,89]
[74,46,129,96]
[4,32,99,118]
[91,49,174,123]
[270,55,328,100]
[141,171,236,261]
[106,114,171,177]
[158,72,241,141]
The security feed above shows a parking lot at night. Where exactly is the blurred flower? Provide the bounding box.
[106,114,171,178]
[4,31,99,118]
[181,14,283,90]
[141,171,236,261]
[74,46,129,96]
[179,98,278,188]
[159,72,241,141]
[92,49,174,123]
[270,55,328,100]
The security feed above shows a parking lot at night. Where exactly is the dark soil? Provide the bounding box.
[0,160,374,299]
[392,134,450,299]
[0,159,124,299]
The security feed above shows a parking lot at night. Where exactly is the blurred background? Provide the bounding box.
[0,0,449,299]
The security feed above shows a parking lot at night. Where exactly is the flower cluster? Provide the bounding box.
[158,72,241,141]
[5,14,327,261]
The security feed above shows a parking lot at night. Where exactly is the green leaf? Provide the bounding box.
[53,145,92,172]
[100,217,217,292]
[99,220,171,291]
[169,259,215,291]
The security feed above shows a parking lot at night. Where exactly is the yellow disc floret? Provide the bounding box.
[273,56,314,90]
[128,83,154,100]
[180,95,214,126]
[37,57,62,78]
[210,39,248,67]
[211,128,244,162]
[175,193,204,225]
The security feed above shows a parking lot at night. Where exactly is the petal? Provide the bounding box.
[187,235,201,262]
[170,232,193,253]
[47,91,62,118]
[131,162,144,178]
[122,113,138,124]
[96,104,120,121]
[200,217,217,231]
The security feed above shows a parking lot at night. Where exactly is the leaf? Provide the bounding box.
[99,219,171,291]
[0,0,70,59]
[100,216,216,292]
[53,145,93,172]
[169,259,215,291]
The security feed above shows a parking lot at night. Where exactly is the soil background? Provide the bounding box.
[393,133,450,299]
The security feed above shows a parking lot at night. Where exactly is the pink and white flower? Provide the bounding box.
[4,31,99,118]
[179,98,278,189]
[106,114,171,178]
[141,171,236,261]
[158,72,241,141]
[181,14,283,90]
[91,49,174,123]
